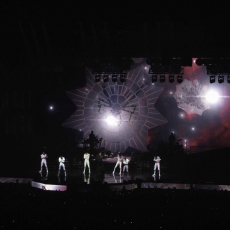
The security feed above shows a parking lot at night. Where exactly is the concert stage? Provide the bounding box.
[1,167,230,192]
[2,149,230,192]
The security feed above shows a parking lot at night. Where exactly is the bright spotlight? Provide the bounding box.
[106,115,119,126]
[191,127,195,131]
[49,106,53,110]
[205,90,220,104]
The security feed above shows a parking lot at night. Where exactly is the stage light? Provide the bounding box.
[218,75,224,83]
[160,75,165,83]
[106,115,118,126]
[210,75,215,83]
[103,75,109,82]
[227,75,230,84]
[169,75,174,83]
[177,75,183,83]
[120,74,126,83]
[95,74,100,82]
[152,74,157,83]
[112,75,117,82]
[49,106,53,110]
[205,90,220,104]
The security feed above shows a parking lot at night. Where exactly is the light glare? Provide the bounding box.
[205,90,220,103]
[106,115,118,126]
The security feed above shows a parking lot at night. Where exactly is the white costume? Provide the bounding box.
[39,152,48,173]
[153,156,161,177]
[83,152,90,173]
[58,156,66,176]
[123,158,130,172]
[113,153,122,174]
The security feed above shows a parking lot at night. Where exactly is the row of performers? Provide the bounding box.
[112,153,161,177]
[39,151,161,177]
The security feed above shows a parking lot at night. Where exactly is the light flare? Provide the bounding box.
[106,115,119,126]
[205,90,220,104]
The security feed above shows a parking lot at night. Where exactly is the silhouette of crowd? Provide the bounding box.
[1,183,230,229]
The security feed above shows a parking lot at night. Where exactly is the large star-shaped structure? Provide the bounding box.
[63,65,167,152]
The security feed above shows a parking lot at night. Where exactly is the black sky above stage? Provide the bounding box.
[2,16,230,154]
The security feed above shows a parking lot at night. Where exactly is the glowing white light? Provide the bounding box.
[144,67,147,69]
[180,114,184,117]
[106,115,119,126]
[205,90,220,103]
[49,106,53,110]
[169,91,173,94]
[191,127,195,130]
[143,78,145,80]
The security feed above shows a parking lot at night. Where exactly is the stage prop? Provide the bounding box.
[63,65,167,152]
[174,79,210,115]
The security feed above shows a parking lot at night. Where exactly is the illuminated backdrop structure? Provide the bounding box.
[63,65,167,152]
[174,79,210,115]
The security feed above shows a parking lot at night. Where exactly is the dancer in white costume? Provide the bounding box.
[39,152,48,173]
[123,157,130,173]
[83,151,90,173]
[152,156,161,177]
[113,152,123,175]
[58,156,66,176]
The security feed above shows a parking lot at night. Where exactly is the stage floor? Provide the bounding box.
[1,158,230,187]
[0,169,159,185]
[0,168,229,185]
[2,171,230,192]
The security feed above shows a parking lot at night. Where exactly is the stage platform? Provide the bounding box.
[1,169,230,192]
[2,153,230,191]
